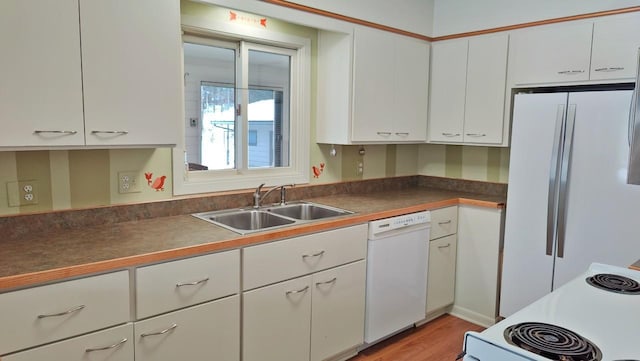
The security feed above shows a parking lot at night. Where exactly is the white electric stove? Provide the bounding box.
[462,263,640,361]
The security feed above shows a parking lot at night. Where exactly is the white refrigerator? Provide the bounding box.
[500,88,640,317]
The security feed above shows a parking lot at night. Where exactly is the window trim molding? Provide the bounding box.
[173,17,311,195]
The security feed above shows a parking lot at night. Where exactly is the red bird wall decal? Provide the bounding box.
[144,172,167,191]
[312,162,325,178]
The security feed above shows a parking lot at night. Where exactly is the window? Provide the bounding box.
[174,26,310,195]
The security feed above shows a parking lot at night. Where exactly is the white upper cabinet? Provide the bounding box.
[81,0,182,147]
[510,12,640,86]
[317,27,429,144]
[510,22,592,85]
[428,39,467,143]
[428,34,509,146]
[0,0,181,149]
[591,12,640,81]
[0,0,85,147]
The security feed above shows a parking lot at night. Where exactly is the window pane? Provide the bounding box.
[183,42,236,171]
[248,50,290,169]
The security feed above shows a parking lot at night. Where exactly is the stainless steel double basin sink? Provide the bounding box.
[192,202,353,234]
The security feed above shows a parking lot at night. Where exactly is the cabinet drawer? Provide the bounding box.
[243,224,367,290]
[135,295,240,361]
[3,323,134,361]
[430,206,458,240]
[136,249,239,319]
[0,270,130,355]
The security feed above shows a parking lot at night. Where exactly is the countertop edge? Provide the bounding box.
[0,197,500,291]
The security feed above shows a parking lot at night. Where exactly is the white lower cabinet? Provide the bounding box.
[134,295,240,361]
[453,205,503,327]
[3,323,134,361]
[243,261,366,361]
[426,234,457,314]
[310,261,366,361]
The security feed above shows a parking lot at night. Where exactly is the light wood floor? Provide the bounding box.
[349,315,485,361]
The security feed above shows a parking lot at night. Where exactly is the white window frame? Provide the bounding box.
[173,18,310,195]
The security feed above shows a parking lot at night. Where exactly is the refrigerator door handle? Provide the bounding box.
[627,47,640,184]
[557,104,577,258]
[546,104,566,256]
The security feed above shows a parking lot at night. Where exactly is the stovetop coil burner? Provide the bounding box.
[504,322,602,361]
[586,273,640,294]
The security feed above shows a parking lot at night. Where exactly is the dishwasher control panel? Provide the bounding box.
[368,211,430,237]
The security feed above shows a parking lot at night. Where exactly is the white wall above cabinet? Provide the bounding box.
[0,0,182,149]
[428,34,509,146]
[316,27,429,145]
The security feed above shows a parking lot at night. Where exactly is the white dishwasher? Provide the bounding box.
[364,211,431,345]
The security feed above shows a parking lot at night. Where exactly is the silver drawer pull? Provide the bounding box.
[315,277,337,287]
[438,243,451,249]
[176,277,210,287]
[302,250,325,259]
[37,305,85,319]
[85,338,128,352]
[140,323,178,337]
[91,130,129,134]
[34,130,78,135]
[377,132,392,136]
[442,133,461,137]
[557,70,585,75]
[286,285,309,296]
[594,67,624,72]
[438,220,452,225]
[466,133,486,137]
[395,132,409,136]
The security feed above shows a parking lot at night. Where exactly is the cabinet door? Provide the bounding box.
[464,34,508,144]
[510,22,592,84]
[352,27,396,142]
[352,27,429,142]
[430,206,458,240]
[428,39,467,143]
[135,295,240,361]
[0,0,84,147]
[456,206,503,327]
[3,324,134,361]
[243,276,312,361]
[426,235,457,314]
[591,13,640,81]
[393,35,429,142]
[310,261,366,361]
[80,0,182,146]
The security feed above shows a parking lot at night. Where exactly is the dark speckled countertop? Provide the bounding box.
[0,178,506,291]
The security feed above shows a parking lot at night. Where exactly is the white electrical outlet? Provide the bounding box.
[7,180,38,206]
[118,171,141,194]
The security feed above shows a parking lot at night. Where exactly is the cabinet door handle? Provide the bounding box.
[315,277,337,287]
[285,285,309,296]
[85,338,128,353]
[140,323,178,337]
[465,133,486,137]
[37,305,85,319]
[442,133,461,137]
[91,130,129,135]
[376,132,392,136]
[395,132,409,136]
[438,243,451,249]
[438,220,452,225]
[594,67,624,72]
[176,277,209,287]
[302,250,325,259]
[34,130,78,135]
[557,70,585,75]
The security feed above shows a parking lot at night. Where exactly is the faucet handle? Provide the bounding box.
[255,183,266,194]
